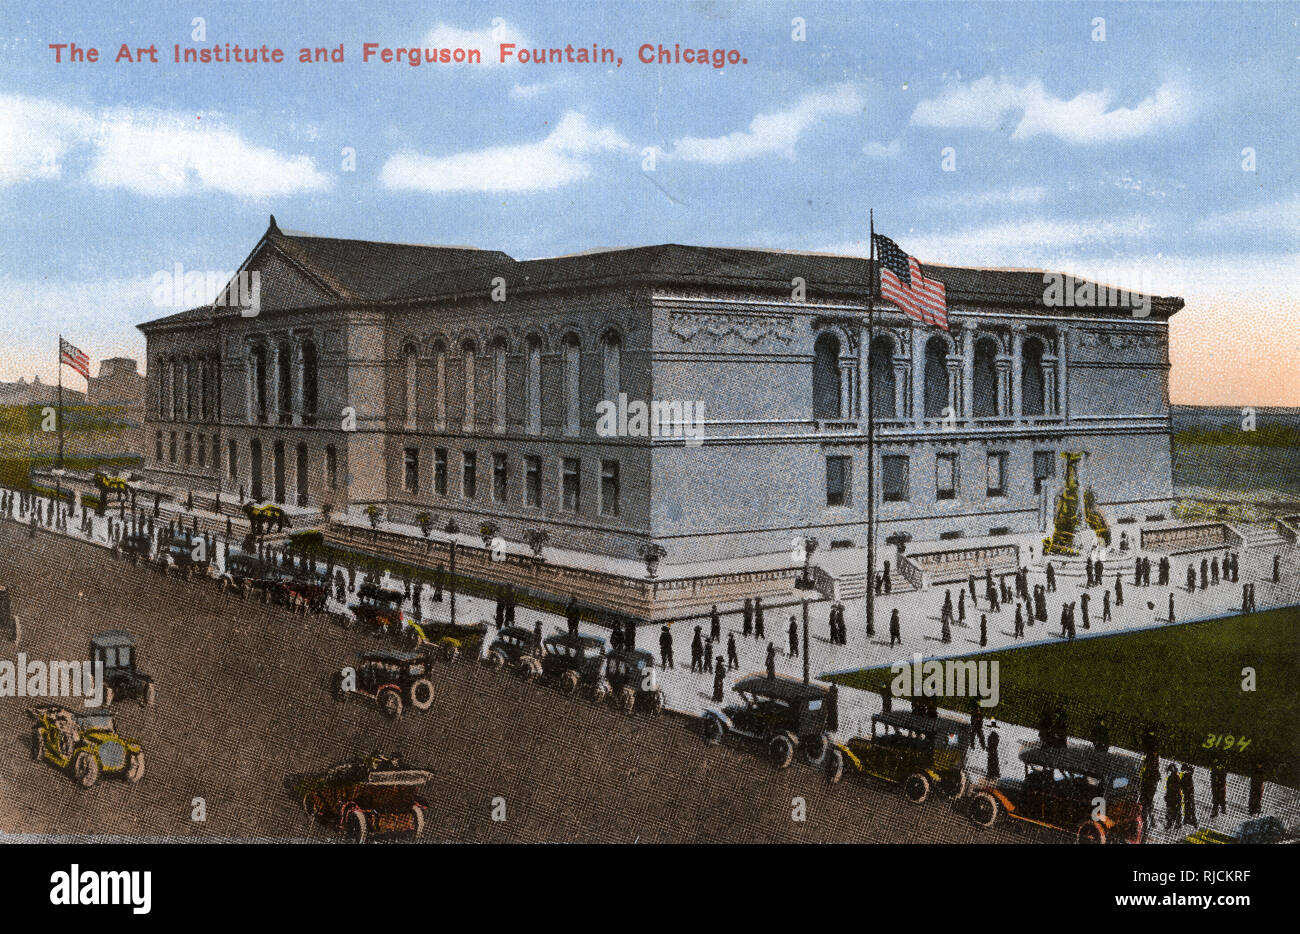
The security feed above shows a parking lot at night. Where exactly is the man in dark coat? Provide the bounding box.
[727,633,739,670]
[883,561,891,594]
[1080,591,1090,629]
[889,608,901,647]
[567,597,580,636]
[970,703,986,750]
[712,660,726,702]
[980,613,988,647]
[1163,765,1183,830]
[1210,762,1228,819]
[1103,589,1112,623]
[659,625,674,669]
[703,637,714,674]
[1013,604,1024,639]
[1139,753,1160,840]
[1200,558,1208,590]
[986,725,1000,779]
[879,684,892,713]
[787,616,799,657]
[1115,574,1124,607]
[754,597,765,639]
[690,626,703,673]
[765,642,777,680]
[968,573,977,603]
[710,604,721,643]
[1249,763,1265,815]
[1046,562,1056,593]
[742,597,753,637]
[1169,592,1176,623]
[1181,765,1199,827]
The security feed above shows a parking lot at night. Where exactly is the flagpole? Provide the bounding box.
[57,335,64,470]
[865,211,876,642]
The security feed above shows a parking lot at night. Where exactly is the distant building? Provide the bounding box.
[87,357,145,406]
[0,375,86,406]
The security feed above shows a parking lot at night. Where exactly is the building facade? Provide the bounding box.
[138,218,1182,565]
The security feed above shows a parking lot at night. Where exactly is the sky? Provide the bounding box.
[0,0,1296,404]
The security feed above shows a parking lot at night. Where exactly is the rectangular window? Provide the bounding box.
[492,453,508,502]
[987,452,1008,497]
[882,455,909,503]
[326,445,337,490]
[600,460,620,516]
[211,435,220,470]
[462,451,477,499]
[936,452,958,500]
[434,448,447,497]
[169,432,177,463]
[184,432,192,466]
[525,455,542,507]
[562,457,580,513]
[155,431,163,461]
[228,440,238,480]
[197,433,206,468]
[826,455,852,507]
[403,447,419,494]
[1033,450,1056,495]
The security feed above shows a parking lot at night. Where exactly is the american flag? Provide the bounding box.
[872,233,948,330]
[59,337,90,380]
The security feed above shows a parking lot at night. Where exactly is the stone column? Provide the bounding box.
[291,337,304,427]
[1011,324,1026,422]
[180,358,191,422]
[962,322,976,424]
[1042,355,1058,417]
[268,342,282,425]
[858,327,870,425]
[1057,329,1068,422]
[946,356,962,423]
[246,347,256,424]
[910,323,926,426]
[893,358,908,420]
[995,356,1011,417]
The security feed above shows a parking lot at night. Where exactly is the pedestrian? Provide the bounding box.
[1159,556,1169,586]
[970,704,986,750]
[1210,762,1228,819]
[1187,565,1196,593]
[690,626,703,673]
[712,660,726,702]
[1168,592,1176,623]
[1046,562,1056,593]
[1200,559,1208,591]
[980,613,987,647]
[1273,554,1281,584]
[989,585,1000,614]
[1248,763,1264,815]
[710,604,721,643]
[1080,592,1090,629]
[941,612,951,644]
[743,597,753,637]
[1013,604,1024,639]
[1103,589,1112,623]
[787,616,799,657]
[659,625,674,669]
[968,573,977,603]
[1210,557,1219,586]
[1060,603,1070,639]
[1091,714,1110,752]
[1140,752,1160,840]
[727,633,739,670]
[534,619,543,647]
[1115,573,1124,607]
[432,565,444,602]
[889,608,901,647]
[942,590,953,626]
[958,588,966,625]
[1181,765,1199,827]
[879,684,892,714]
[765,642,776,680]
[883,561,891,594]
[987,724,1001,780]
[703,638,714,673]
[754,597,765,639]
[1164,764,1182,830]
[1241,583,1250,615]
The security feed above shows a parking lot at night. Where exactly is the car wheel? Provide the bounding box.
[702,716,724,745]
[559,670,579,695]
[143,682,156,708]
[73,751,100,788]
[126,751,145,783]
[411,805,426,839]
[441,643,459,665]
[937,769,967,799]
[487,650,506,671]
[300,793,317,817]
[344,809,367,844]
[103,686,114,707]
[617,686,636,715]
[803,732,830,767]
[1077,821,1106,844]
[769,733,796,769]
[380,689,403,719]
[825,748,845,784]
[591,680,611,705]
[519,658,541,682]
[969,791,1000,827]
[903,772,931,803]
[31,729,43,762]
[408,678,435,711]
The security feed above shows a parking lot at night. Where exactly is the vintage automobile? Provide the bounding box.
[403,618,489,663]
[965,741,1144,843]
[288,753,431,843]
[1184,816,1296,845]
[219,551,288,600]
[155,537,210,580]
[827,710,970,802]
[701,675,833,768]
[485,625,543,673]
[333,650,435,719]
[29,704,145,788]
[277,569,332,614]
[597,647,663,715]
[351,583,405,635]
[112,532,153,565]
[91,630,156,707]
[538,632,608,693]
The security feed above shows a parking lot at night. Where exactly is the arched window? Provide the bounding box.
[300,339,318,423]
[431,340,446,429]
[157,357,168,419]
[251,345,268,423]
[924,336,949,418]
[462,340,477,430]
[601,330,622,402]
[562,333,580,435]
[249,438,263,501]
[973,337,999,418]
[812,332,842,419]
[1022,337,1046,416]
[491,337,507,432]
[869,334,896,418]
[402,341,418,430]
[526,335,542,435]
[276,339,292,423]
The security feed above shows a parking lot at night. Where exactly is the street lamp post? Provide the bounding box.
[793,535,819,685]
[445,518,459,627]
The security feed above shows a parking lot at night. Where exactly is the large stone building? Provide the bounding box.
[137,217,1182,567]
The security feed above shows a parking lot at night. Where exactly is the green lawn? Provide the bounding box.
[828,607,1300,787]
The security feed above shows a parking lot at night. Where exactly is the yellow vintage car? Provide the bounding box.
[29,704,145,788]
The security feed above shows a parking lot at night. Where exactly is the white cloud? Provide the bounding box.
[0,93,329,197]
[1195,196,1300,238]
[911,77,1191,144]
[380,112,633,194]
[670,83,862,164]
[422,21,530,65]
[920,186,1048,211]
[862,138,902,160]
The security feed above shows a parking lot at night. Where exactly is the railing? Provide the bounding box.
[1140,522,1242,554]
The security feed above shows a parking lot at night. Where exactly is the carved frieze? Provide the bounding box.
[667,311,795,346]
